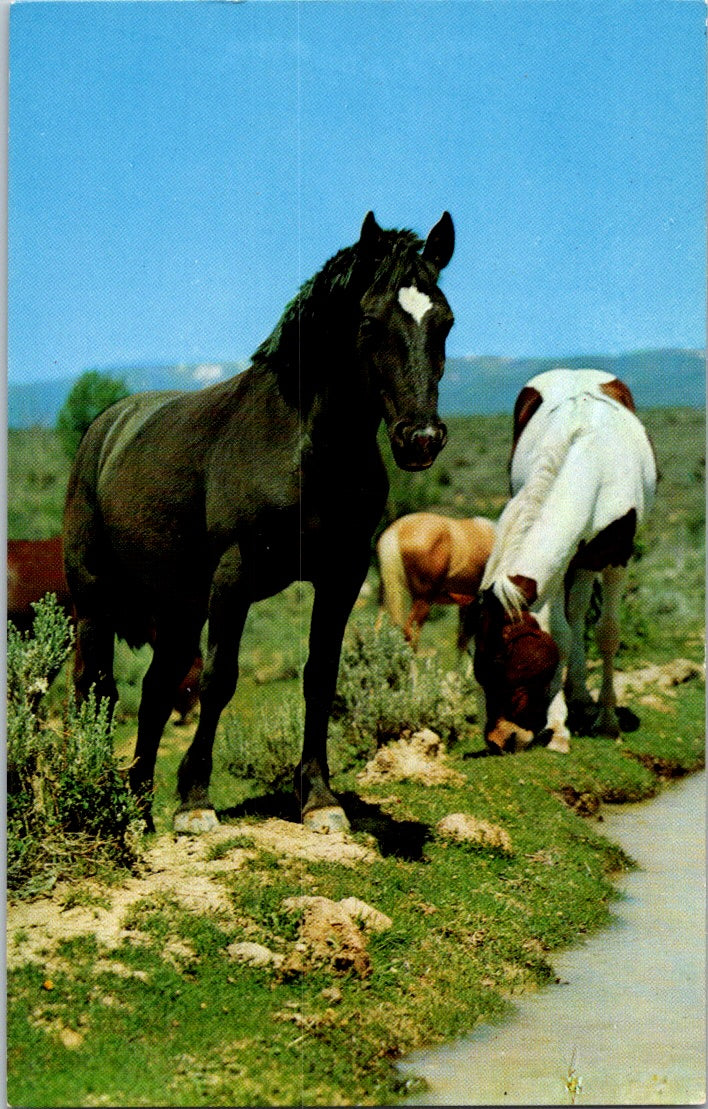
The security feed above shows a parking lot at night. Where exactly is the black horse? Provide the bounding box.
[63,211,455,834]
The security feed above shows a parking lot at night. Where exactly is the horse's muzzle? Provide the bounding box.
[390,420,448,471]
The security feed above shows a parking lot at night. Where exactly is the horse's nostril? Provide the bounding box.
[411,424,446,447]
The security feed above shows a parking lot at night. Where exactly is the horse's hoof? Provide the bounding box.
[173,808,220,834]
[302,806,350,835]
[546,734,571,754]
[613,706,641,734]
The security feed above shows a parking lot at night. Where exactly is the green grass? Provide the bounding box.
[6,410,705,1106]
[8,701,704,1106]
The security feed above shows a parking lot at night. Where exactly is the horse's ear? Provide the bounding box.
[422,211,455,271]
[359,210,384,256]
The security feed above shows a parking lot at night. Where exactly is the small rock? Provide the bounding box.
[338,897,392,932]
[173,808,220,835]
[320,986,343,1003]
[59,1027,84,1050]
[226,942,283,969]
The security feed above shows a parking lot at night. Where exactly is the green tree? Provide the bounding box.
[56,370,130,458]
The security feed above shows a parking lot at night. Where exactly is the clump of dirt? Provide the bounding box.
[436,812,513,853]
[357,728,464,787]
[630,754,691,780]
[554,787,602,817]
[280,894,392,979]
[7,817,377,971]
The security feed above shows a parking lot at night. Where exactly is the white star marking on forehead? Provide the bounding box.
[398,285,433,325]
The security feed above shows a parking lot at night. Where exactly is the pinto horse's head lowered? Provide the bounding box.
[356,211,454,471]
[473,587,559,753]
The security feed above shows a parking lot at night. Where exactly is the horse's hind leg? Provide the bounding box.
[74,614,119,709]
[130,624,203,832]
[405,599,431,649]
[594,565,625,736]
[564,568,598,733]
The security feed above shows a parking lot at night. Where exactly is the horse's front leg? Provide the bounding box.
[539,599,572,753]
[297,553,370,834]
[175,550,250,833]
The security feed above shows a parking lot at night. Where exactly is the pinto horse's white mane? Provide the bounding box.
[481,423,586,616]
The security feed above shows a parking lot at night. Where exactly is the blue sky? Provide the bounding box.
[8,0,706,385]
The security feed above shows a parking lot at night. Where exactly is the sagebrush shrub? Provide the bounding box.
[223,697,304,794]
[330,616,478,762]
[7,595,142,896]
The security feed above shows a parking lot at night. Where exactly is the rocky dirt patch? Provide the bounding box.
[356,727,465,787]
[7,817,377,971]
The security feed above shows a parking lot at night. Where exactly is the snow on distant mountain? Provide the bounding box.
[7,350,704,428]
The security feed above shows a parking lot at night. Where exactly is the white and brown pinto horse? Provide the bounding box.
[377,512,496,649]
[474,368,657,754]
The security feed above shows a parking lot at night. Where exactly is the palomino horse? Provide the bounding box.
[473,368,657,754]
[377,512,496,649]
[64,211,455,833]
[7,536,202,723]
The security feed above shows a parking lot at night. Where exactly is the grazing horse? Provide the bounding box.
[64,211,455,833]
[473,368,657,754]
[377,512,496,649]
[7,536,202,723]
[8,536,74,634]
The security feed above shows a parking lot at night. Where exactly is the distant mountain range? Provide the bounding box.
[7,348,704,429]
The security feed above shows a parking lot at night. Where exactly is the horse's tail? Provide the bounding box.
[376,524,410,631]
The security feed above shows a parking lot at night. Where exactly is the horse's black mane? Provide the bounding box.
[253,227,435,378]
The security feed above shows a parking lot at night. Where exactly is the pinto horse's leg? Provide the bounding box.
[594,565,625,737]
[129,626,202,832]
[539,599,572,753]
[297,553,370,834]
[564,568,599,733]
[175,551,250,833]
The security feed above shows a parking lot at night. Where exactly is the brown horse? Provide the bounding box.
[7,536,202,723]
[377,512,496,649]
[8,537,73,634]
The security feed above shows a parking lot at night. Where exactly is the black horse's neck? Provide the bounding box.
[251,229,427,409]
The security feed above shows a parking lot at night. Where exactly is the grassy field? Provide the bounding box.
[6,407,705,1106]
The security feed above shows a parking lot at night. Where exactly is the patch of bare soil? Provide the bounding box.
[7,818,377,971]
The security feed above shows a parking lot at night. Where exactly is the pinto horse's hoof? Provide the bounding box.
[173,807,220,835]
[302,806,350,835]
[545,733,571,754]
